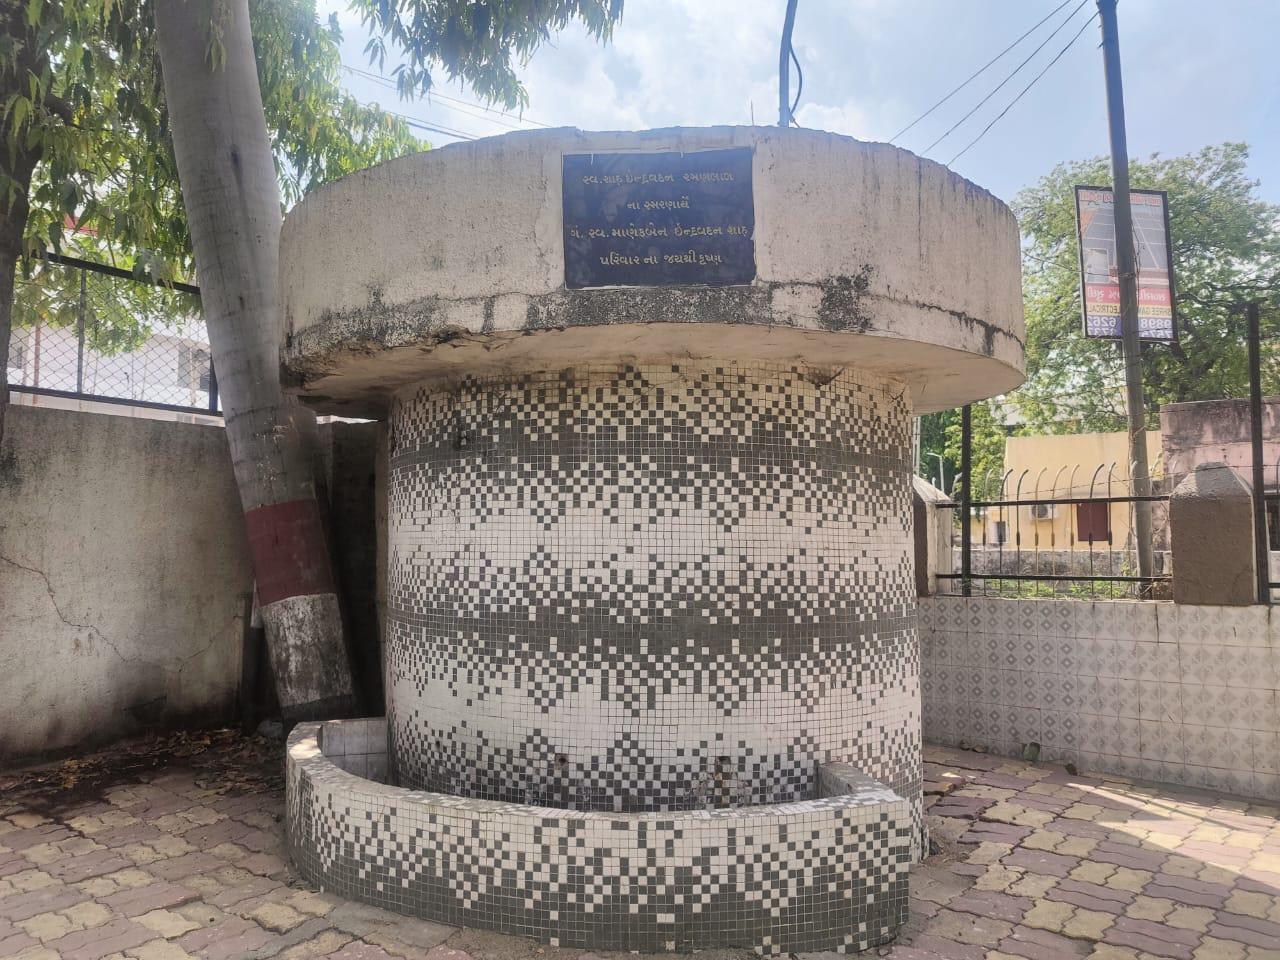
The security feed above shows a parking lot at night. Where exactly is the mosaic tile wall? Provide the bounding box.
[385,362,922,833]
[287,719,913,953]
[920,597,1280,799]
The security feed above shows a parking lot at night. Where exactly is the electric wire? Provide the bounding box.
[946,11,1099,166]
[340,67,483,140]
[393,113,478,141]
[350,67,524,130]
[427,89,551,129]
[343,63,553,130]
[920,0,1091,156]
[368,101,479,141]
[344,64,516,132]
[889,0,1073,144]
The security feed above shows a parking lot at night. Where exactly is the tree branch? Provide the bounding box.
[43,92,74,125]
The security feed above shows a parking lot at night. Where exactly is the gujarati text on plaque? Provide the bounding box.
[562,148,755,288]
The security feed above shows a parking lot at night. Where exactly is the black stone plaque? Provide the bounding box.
[562,148,755,289]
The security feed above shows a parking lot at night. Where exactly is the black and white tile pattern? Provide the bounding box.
[287,719,913,954]
[385,362,923,840]
[921,597,1280,799]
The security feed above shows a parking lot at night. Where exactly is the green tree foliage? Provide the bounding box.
[919,143,1279,493]
[917,407,956,492]
[0,0,421,358]
[2,0,629,370]
[353,0,624,108]
[12,0,419,270]
[13,254,199,356]
[942,401,1008,501]
[1014,143,1280,432]
[917,402,1007,501]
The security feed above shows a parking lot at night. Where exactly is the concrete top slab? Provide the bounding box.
[279,126,1025,416]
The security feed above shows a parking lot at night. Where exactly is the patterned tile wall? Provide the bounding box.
[920,598,1280,799]
[287,720,913,954]
[385,362,923,834]
[319,718,389,782]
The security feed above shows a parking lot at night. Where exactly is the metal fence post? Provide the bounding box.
[208,361,219,412]
[1248,302,1269,604]
[76,268,87,394]
[961,404,972,597]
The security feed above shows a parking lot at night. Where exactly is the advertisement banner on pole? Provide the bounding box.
[1074,185,1177,342]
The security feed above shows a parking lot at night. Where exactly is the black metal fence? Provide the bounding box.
[7,252,217,416]
[934,468,1174,599]
[932,300,1274,602]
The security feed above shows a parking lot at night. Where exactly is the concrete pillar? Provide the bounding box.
[1169,461,1257,605]
[913,476,953,596]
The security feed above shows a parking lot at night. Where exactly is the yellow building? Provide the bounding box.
[969,431,1164,552]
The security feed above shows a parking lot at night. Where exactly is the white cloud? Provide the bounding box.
[794,101,874,140]
[317,0,1280,203]
[516,0,781,130]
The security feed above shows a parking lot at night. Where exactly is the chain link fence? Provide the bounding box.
[6,254,217,416]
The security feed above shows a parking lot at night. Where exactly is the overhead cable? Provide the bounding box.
[889,0,1073,144]
[342,64,552,130]
[947,11,1100,166]
[920,0,1091,155]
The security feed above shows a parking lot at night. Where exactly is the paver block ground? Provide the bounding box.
[1,733,1277,960]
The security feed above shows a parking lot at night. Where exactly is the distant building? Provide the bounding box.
[960,398,1280,555]
[1161,397,1280,548]
[969,430,1165,553]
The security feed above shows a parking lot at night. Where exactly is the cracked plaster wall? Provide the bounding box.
[0,405,252,763]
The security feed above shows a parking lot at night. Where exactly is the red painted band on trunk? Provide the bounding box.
[244,498,336,605]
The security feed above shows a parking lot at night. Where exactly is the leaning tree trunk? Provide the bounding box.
[155,0,355,722]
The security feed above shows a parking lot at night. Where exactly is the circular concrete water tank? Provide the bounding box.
[281,126,1024,952]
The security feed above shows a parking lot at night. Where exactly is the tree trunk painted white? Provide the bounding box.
[155,0,354,721]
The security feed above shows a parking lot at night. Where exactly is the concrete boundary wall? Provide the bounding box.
[919,597,1279,799]
[0,405,253,763]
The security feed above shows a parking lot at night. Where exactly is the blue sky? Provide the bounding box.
[317,0,1279,206]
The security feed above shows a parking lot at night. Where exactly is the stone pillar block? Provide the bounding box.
[1170,461,1257,606]
[912,476,953,596]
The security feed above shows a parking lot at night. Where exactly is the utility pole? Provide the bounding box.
[929,452,947,493]
[779,0,799,126]
[1096,0,1154,583]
